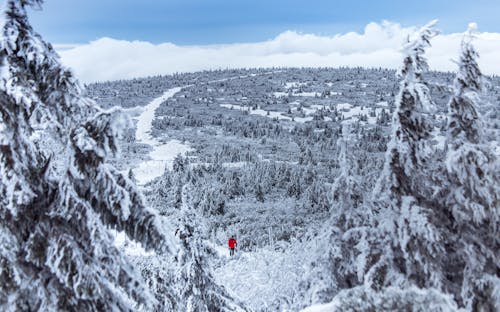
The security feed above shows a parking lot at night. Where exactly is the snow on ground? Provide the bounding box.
[339,105,367,119]
[214,245,307,311]
[336,103,353,110]
[223,161,248,168]
[302,104,329,115]
[220,102,390,124]
[113,231,155,257]
[221,104,292,121]
[300,301,336,312]
[285,82,308,89]
[494,142,500,157]
[295,91,320,97]
[134,140,193,184]
[273,91,320,98]
[220,95,396,126]
[337,103,389,125]
[273,92,289,98]
[136,87,182,144]
[206,240,232,259]
[271,82,322,98]
[431,127,446,150]
[220,103,315,123]
[133,87,193,184]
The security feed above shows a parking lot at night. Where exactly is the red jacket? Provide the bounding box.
[228,238,237,249]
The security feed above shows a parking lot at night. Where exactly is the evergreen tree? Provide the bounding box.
[332,125,365,216]
[0,1,174,309]
[304,125,371,304]
[365,21,446,291]
[444,24,500,310]
[255,183,265,202]
[175,184,247,312]
[374,20,438,204]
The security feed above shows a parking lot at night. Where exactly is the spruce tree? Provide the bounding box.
[175,184,247,312]
[444,24,500,310]
[304,124,371,305]
[374,20,438,204]
[365,21,446,291]
[0,1,174,310]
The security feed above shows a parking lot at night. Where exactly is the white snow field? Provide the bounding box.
[214,245,307,311]
[220,101,393,125]
[133,87,193,184]
[220,103,318,123]
[301,301,336,312]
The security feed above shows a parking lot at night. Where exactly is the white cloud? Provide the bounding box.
[57,21,500,82]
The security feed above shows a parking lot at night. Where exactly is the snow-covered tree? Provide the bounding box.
[175,184,247,312]
[303,125,372,305]
[0,1,174,310]
[255,183,265,203]
[445,23,499,228]
[313,285,458,312]
[444,24,500,310]
[332,125,365,217]
[365,21,446,291]
[374,21,438,204]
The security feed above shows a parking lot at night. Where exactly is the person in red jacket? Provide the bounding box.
[228,236,237,256]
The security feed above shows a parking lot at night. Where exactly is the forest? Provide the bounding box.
[0,1,499,312]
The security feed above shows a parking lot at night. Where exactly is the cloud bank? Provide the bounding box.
[58,21,500,82]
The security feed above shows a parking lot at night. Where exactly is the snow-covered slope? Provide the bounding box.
[133,87,193,184]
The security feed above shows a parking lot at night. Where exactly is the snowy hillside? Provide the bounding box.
[86,62,499,310]
[1,2,499,311]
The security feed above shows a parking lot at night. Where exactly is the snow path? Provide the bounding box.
[133,87,193,185]
[133,71,282,185]
[213,246,306,311]
[135,87,182,144]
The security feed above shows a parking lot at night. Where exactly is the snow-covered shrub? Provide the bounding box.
[301,286,459,312]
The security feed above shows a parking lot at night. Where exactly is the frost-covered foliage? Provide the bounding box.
[302,286,459,312]
[0,1,174,310]
[362,21,446,292]
[303,125,373,304]
[129,254,179,311]
[443,25,500,310]
[76,25,500,310]
[374,20,438,203]
[175,184,248,312]
[214,242,309,312]
[445,24,499,226]
[333,22,500,311]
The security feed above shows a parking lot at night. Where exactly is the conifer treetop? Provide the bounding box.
[399,20,439,84]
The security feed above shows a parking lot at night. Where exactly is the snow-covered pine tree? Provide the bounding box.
[374,21,438,204]
[365,21,447,291]
[332,125,365,218]
[444,24,500,310]
[175,184,247,312]
[304,124,372,305]
[0,1,175,310]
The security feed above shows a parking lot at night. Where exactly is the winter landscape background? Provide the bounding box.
[0,1,499,311]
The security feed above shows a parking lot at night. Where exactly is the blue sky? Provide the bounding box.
[24,0,500,45]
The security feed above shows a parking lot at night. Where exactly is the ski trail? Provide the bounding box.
[133,87,193,185]
[132,71,281,185]
[135,87,182,144]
